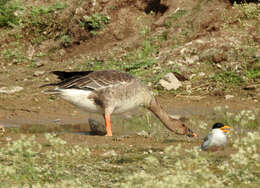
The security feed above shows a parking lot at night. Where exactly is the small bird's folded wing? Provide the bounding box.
[201,133,212,150]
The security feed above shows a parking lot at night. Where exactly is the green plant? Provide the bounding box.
[60,34,71,47]
[211,71,244,85]
[214,106,259,130]
[31,2,67,16]
[0,0,21,27]
[246,60,260,80]
[1,46,27,64]
[233,2,260,20]
[165,9,187,28]
[117,132,260,187]
[21,3,67,45]
[83,13,110,33]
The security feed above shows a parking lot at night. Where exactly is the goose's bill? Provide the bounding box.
[220,125,231,133]
[192,132,198,138]
[186,128,199,138]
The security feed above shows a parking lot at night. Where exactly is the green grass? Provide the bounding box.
[0,0,21,27]
[83,37,161,84]
[0,129,259,187]
[82,13,110,35]
[210,71,244,85]
[213,106,260,130]
[246,61,260,80]
[1,42,27,64]
[0,108,260,187]
[165,9,187,28]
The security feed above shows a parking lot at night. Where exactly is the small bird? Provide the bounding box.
[41,70,197,137]
[201,123,231,151]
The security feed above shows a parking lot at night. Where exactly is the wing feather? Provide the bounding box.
[201,133,212,150]
[42,70,135,90]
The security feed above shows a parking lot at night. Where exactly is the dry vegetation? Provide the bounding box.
[0,0,260,187]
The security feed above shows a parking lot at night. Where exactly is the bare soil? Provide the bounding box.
[0,0,259,141]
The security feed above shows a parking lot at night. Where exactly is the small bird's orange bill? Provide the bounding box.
[220,125,231,133]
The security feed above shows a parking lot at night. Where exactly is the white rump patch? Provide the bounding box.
[58,89,103,113]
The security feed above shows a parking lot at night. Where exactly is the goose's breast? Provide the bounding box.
[113,98,140,114]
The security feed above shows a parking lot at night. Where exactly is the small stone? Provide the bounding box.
[225,95,234,100]
[89,119,106,135]
[185,55,199,64]
[34,70,45,77]
[0,125,5,136]
[167,60,174,65]
[102,150,117,157]
[189,74,196,79]
[159,73,182,90]
[75,7,86,16]
[198,72,205,77]
[0,86,24,94]
[137,130,149,137]
[27,44,35,60]
[35,62,44,68]
[169,115,181,120]
[144,156,160,166]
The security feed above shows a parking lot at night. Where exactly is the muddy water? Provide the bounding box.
[0,96,259,130]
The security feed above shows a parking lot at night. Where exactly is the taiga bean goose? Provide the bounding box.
[41,70,197,137]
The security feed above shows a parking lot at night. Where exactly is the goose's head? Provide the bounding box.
[168,117,198,138]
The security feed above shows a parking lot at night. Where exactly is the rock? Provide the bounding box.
[185,55,199,64]
[167,60,174,65]
[243,84,258,90]
[27,44,35,60]
[225,95,234,100]
[159,73,182,90]
[35,62,44,68]
[0,125,5,136]
[88,119,106,135]
[0,86,24,94]
[198,72,205,77]
[199,48,227,63]
[75,7,86,16]
[173,72,188,81]
[189,74,196,79]
[144,156,160,166]
[137,130,149,137]
[102,150,117,157]
[169,115,181,120]
[34,70,45,77]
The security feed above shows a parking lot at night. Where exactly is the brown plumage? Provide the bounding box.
[41,70,197,137]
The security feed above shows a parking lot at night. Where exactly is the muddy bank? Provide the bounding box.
[1,96,259,130]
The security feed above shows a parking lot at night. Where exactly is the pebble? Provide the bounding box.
[0,86,24,94]
[34,70,45,77]
[225,95,234,100]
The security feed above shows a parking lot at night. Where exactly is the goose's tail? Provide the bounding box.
[41,88,62,94]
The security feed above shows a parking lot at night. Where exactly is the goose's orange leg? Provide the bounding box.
[104,114,112,136]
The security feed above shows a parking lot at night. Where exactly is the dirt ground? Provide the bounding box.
[0,0,259,142]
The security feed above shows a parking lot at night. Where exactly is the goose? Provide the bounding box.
[41,70,197,137]
[201,123,231,151]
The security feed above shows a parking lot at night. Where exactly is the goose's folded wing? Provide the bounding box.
[41,70,135,90]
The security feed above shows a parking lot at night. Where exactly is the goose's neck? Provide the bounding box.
[148,97,188,135]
